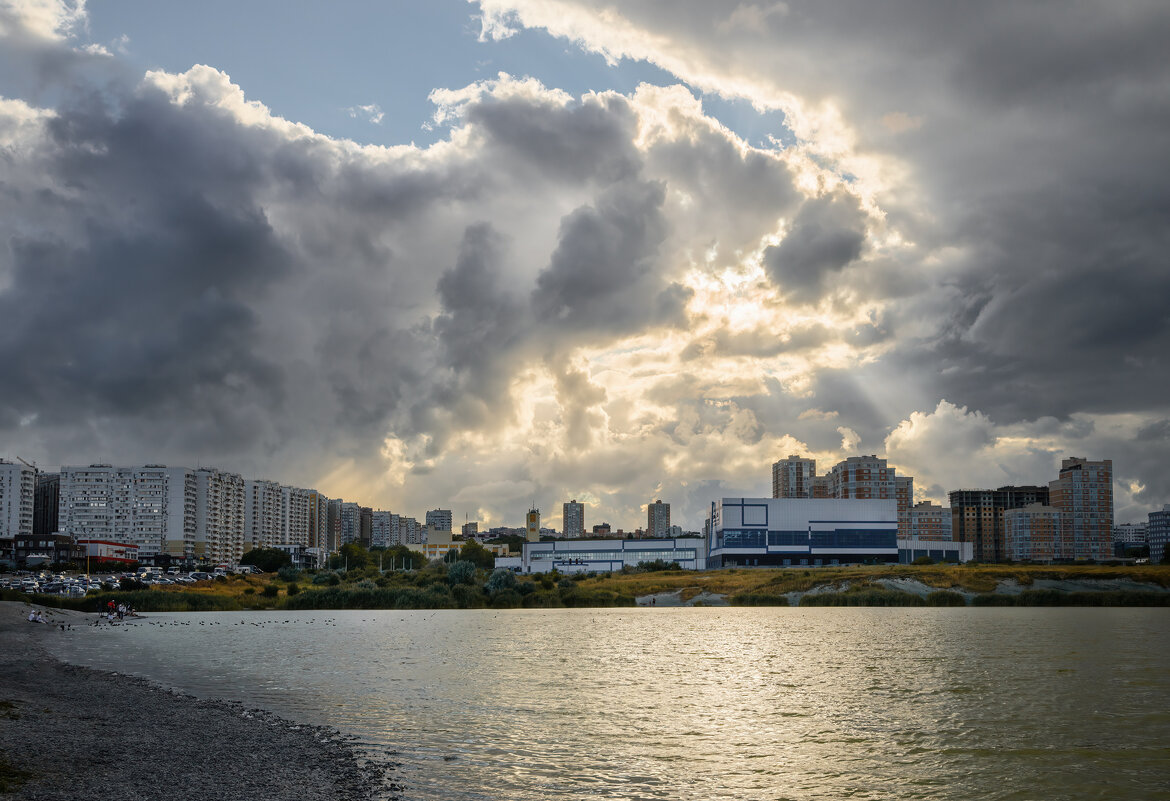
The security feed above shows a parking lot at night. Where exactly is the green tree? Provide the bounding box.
[460,539,496,570]
[328,542,370,571]
[239,548,292,573]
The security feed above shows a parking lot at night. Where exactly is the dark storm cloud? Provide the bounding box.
[532,178,682,334]
[463,88,640,184]
[762,189,865,304]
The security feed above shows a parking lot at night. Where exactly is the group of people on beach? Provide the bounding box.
[26,609,49,624]
[103,599,135,622]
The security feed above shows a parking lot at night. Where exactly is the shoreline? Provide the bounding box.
[0,602,400,800]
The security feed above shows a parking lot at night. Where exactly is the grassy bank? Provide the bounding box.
[5,564,1168,610]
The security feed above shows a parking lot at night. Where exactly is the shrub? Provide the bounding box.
[452,583,486,608]
[517,581,537,596]
[277,566,303,582]
[261,584,279,598]
[731,593,790,606]
[490,589,523,608]
[287,583,301,596]
[557,577,575,590]
[119,577,148,591]
[925,590,967,606]
[243,588,256,595]
[800,589,925,607]
[971,593,1016,606]
[486,568,518,594]
[913,555,935,565]
[355,579,377,590]
[447,560,478,586]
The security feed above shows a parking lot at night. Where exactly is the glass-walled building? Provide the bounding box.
[708,498,898,568]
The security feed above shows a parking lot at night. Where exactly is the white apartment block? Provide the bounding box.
[400,516,421,545]
[281,486,312,548]
[245,479,282,551]
[59,464,196,559]
[0,460,35,554]
[194,468,245,565]
[425,509,453,532]
[372,510,394,548]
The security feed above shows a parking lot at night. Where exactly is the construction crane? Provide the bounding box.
[16,456,37,473]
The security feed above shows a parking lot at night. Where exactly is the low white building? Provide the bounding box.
[520,537,706,574]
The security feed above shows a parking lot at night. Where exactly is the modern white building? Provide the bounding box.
[0,459,35,560]
[58,464,197,560]
[708,497,898,568]
[896,537,973,563]
[519,537,706,574]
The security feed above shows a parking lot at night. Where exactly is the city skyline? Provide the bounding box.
[1,2,1167,531]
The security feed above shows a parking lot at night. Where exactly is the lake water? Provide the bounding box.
[47,607,1170,800]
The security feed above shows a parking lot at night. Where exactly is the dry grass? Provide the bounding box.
[582,564,1170,598]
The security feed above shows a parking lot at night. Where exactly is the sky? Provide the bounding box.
[1,0,1168,532]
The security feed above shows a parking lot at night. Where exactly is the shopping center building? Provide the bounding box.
[708,498,899,568]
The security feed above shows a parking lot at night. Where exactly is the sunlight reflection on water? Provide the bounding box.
[49,607,1170,801]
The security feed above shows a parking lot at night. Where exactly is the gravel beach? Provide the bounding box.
[0,602,399,800]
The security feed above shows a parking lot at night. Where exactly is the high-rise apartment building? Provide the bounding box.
[949,485,1050,563]
[339,502,361,546]
[371,510,391,548]
[772,455,816,499]
[562,499,585,538]
[425,509,453,532]
[461,520,479,539]
[59,464,197,559]
[308,491,332,552]
[907,500,952,541]
[1049,457,1113,562]
[194,467,245,565]
[245,479,282,552]
[647,500,670,538]
[0,459,35,561]
[1148,505,1170,565]
[1004,503,1063,562]
[400,516,421,545]
[822,456,914,536]
[773,455,816,499]
[33,472,59,539]
[281,486,312,548]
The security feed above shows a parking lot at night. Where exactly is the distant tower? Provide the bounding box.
[526,506,541,542]
[647,499,670,538]
[562,499,585,538]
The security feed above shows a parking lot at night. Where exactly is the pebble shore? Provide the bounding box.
[0,602,401,800]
